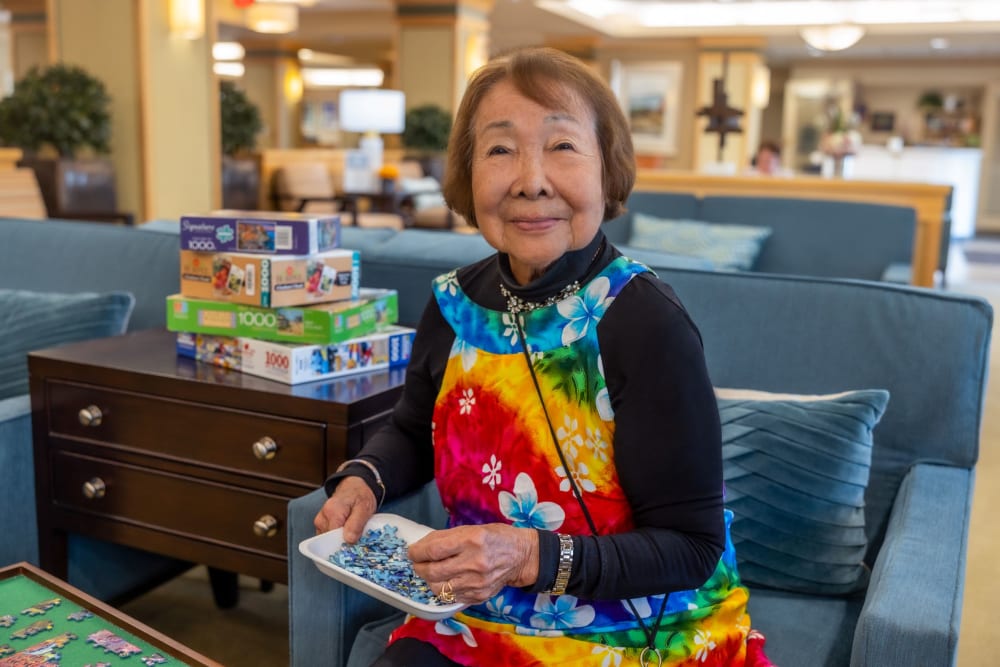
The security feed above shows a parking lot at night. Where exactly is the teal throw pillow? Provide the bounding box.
[716,387,890,595]
[630,213,772,271]
[0,289,135,400]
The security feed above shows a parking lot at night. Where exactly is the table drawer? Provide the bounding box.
[52,452,289,557]
[46,381,326,485]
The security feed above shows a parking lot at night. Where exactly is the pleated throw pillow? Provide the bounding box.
[0,289,135,400]
[717,387,890,595]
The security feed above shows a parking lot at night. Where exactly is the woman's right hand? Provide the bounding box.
[313,476,377,543]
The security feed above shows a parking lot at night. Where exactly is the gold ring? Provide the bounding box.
[438,580,456,604]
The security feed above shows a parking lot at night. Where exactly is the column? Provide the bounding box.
[48,0,219,220]
[395,0,492,114]
[693,38,767,172]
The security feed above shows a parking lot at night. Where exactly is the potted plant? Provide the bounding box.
[220,80,264,210]
[402,104,452,182]
[0,63,124,220]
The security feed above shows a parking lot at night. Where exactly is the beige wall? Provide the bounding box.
[137,0,217,219]
[47,0,218,220]
[50,0,144,215]
[398,26,454,111]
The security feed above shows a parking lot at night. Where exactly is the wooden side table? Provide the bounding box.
[28,329,405,592]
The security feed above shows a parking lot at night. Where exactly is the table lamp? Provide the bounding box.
[339,89,405,192]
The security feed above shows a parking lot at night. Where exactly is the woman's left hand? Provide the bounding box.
[409,524,539,604]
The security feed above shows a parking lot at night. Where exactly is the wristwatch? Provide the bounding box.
[545,533,574,596]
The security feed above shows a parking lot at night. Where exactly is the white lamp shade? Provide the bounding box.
[246,3,299,34]
[800,24,866,52]
[339,89,405,134]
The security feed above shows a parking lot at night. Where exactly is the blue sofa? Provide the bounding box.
[286,225,991,667]
[603,192,919,283]
[0,217,188,600]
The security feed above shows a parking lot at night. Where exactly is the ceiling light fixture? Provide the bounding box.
[213,42,246,61]
[169,0,204,40]
[300,68,385,88]
[213,62,246,78]
[799,24,866,52]
[246,3,298,34]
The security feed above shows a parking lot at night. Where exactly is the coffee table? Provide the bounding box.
[28,328,405,599]
[0,561,221,666]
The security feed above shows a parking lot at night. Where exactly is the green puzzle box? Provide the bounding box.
[166,288,399,345]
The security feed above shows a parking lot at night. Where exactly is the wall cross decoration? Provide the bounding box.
[695,52,744,162]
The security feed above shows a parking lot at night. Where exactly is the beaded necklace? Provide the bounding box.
[499,280,580,314]
[499,237,605,314]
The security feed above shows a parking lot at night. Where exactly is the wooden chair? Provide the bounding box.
[271,162,405,230]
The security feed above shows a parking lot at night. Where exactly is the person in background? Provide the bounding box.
[750,140,789,176]
[315,46,774,667]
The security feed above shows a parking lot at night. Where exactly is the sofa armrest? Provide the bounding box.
[851,463,971,666]
[0,395,40,567]
[287,482,447,667]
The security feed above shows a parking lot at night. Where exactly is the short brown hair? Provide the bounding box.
[442,47,635,229]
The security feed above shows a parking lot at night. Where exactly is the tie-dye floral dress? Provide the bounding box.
[389,256,765,666]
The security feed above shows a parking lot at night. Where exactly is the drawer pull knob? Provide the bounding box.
[253,515,280,538]
[252,437,278,461]
[78,405,103,427]
[82,478,106,500]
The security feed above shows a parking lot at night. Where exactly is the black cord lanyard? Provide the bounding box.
[514,316,668,666]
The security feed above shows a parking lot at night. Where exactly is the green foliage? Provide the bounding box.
[402,104,452,153]
[220,80,262,156]
[0,64,111,157]
[917,91,944,110]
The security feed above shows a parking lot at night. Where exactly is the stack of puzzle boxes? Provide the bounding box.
[165,211,416,384]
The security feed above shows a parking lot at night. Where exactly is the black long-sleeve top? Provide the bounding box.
[325,230,725,600]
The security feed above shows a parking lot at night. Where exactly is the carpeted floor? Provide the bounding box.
[118,241,1000,666]
[119,568,289,665]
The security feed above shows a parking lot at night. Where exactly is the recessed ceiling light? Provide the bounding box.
[930,37,950,49]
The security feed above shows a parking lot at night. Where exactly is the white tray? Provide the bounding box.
[298,512,466,621]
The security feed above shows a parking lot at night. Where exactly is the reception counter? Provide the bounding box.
[633,170,952,287]
[848,144,982,239]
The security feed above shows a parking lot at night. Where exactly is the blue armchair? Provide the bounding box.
[287,265,990,667]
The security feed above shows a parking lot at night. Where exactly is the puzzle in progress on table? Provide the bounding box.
[0,574,188,666]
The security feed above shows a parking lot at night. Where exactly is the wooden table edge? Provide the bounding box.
[0,561,224,667]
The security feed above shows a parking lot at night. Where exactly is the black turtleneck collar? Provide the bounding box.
[496,230,609,302]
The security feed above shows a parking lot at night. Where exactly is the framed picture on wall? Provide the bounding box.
[870,111,896,132]
[610,60,683,155]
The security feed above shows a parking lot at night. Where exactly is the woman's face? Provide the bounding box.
[470,79,605,285]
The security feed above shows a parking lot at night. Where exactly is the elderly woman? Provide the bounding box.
[315,47,772,667]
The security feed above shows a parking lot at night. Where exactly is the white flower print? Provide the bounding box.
[530,594,596,631]
[555,461,597,494]
[592,644,624,667]
[585,427,609,464]
[693,628,717,662]
[556,415,584,460]
[459,388,476,415]
[501,313,520,346]
[437,270,459,297]
[434,617,478,647]
[595,354,614,421]
[481,454,502,490]
[622,596,651,618]
[498,473,565,530]
[557,276,612,345]
[449,338,478,372]
[485,593,519,623]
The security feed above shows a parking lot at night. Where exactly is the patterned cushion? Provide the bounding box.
[629,213,772,271]
[716,387,891,595]
[0,290,135,400]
